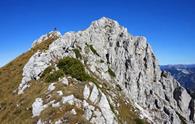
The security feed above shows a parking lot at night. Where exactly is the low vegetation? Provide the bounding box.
[41,66,54,78]
[100,59,104,63]
[73,48,82,59]
[45,70,64,83]
[86,43,100,56]
[57,57,90,81]
[108,67,116,77]
[135,118,145,124]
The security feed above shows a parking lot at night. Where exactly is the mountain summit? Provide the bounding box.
[0,17,194,124]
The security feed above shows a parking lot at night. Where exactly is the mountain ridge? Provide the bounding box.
[0,17,194,124]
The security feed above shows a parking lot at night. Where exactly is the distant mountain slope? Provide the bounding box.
[161,64,195,91]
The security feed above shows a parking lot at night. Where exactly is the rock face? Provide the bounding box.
[19,17,195,123]
[83,83,117,124]
[18,51,52,94]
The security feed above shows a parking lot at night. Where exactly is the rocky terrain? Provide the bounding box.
[0,17,195,124]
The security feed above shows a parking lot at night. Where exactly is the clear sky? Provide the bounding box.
[0,0,195,67]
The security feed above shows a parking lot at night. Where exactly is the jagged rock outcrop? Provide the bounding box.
[32,31,61,48]
[18,17,195,123]
[83,83,117,124]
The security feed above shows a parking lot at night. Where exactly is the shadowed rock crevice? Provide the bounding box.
[189,99,195,120]
[173,87,183,110]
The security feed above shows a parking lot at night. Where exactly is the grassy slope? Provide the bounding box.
[0,36,59,123]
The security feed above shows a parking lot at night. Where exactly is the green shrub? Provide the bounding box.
[161,71,168,78]
[86,43,100,56]
[41,66,54,78]
[100,60,104,63]
[57,57,90,81]
[73,48,82,59]
[108,67,116,77]
[45,70,64,83]
[116,84,122,91]
[135,118,145,124]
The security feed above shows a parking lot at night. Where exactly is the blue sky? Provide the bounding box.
[0,0,195,67]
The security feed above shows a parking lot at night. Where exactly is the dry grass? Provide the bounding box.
[0,36,59,123]
[40,103,88,123]
[117,96,137,124]
[39,80,88,123]
[117,96,148,124]
[55,79,85,100]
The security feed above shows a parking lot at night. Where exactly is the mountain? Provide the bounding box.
[161,64,195,90]
[161,64,195,97]
[0,17,194,124]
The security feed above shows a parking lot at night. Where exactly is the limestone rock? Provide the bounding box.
[32,98,44,117]
[48,83,55,92]
[20,17,195,123]
[60,77,69,85]
[89,84,100,104]
[55,120,62,124]
[83,85,90,99]
[32,98,55,117]
[18,51,52,94]
[62,95,75,105]
[83,83,117,124]
[70,109,77,115]
[37,119,43,124]
[57,90,63,96]
[32,31,61,48]
[52,102,60,108]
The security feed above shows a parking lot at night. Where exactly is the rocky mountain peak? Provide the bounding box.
[90,17,120,29]
[14,17,195,124]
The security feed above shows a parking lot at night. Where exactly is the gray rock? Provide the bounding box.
[32,98,55,117]
[32,98,44,117]
[89,84,100,104]
[32,31,61,48]
[18,51,52,94]
[59,77,69,85]
[83,100,94,120]
[56,90,63,96]
[83,85,90,99]
[48,83,56,92]
[62,95,75,105]
[70,109,77,115]
[52,102,61,108]
[83,83,117,124]
[20,17,195,123]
